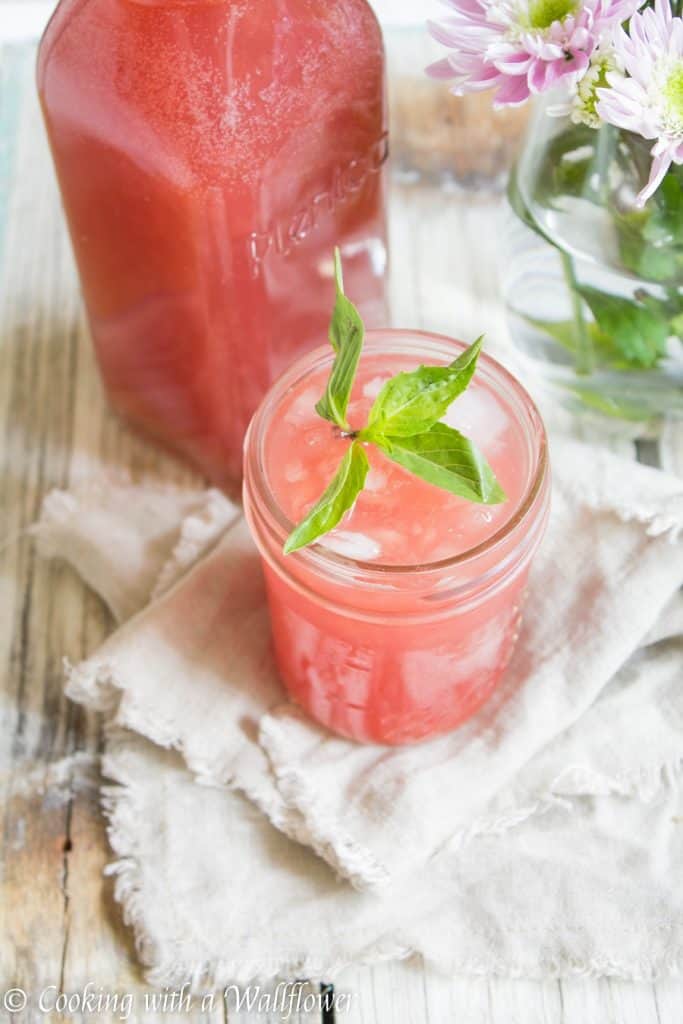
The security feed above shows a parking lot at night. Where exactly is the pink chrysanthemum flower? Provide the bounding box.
[596,0,683,205]
[427,0,642,107]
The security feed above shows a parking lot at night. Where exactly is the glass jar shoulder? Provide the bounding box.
[38,0,384,86]
[37,0,385,182]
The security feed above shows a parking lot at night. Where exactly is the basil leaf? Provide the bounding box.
[365,336,484,438]
[377,423,506,505]
[283,441,370,555]
[315,248,365,428]
[576,286,669,369]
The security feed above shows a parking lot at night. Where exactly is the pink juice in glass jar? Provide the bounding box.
[244,331,550,745]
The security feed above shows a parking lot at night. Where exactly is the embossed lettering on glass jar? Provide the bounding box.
[244,331,550,746]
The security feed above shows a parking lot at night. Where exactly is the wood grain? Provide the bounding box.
[1,36,683,1024]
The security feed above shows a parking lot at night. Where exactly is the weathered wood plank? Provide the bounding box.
[2,33,683,1024]
[486,977,563,1023]
[0,42,202,1022]
[339,956,437,1024]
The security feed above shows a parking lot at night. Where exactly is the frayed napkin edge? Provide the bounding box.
[65,656,392,891]
[98,739,683,989]
[441,756,683,856]
[552,439,683,543]
[99,734,413,991]
[151,488,238,601]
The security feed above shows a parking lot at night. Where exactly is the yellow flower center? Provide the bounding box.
[527,0,577,30]
[663,64,683,124]
[573,56,614,128]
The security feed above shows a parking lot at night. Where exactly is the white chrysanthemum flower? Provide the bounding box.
[571,50,617,126]
[596,0,683,204]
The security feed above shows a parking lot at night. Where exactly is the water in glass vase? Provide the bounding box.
[504,104,683,427]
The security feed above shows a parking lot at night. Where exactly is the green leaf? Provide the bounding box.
[566,383,654,422]
[613,207,682,283]
[540,140,595,208]
[508,170,557,250]
[315,248,365,428]
[518,314,636,371]
[283,441,370,555]
[610,158,683,282]
[376,423,506,505]
[520,316,582,354]
[576,285,669,369]
[364,336,484,439]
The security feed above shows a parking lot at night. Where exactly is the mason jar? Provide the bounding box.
[244,330,550,745]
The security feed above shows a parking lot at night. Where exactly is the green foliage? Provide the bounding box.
[376,424,506,505]
[315,247,365,429]
[365,337,483,438]
[283,442,370,555]
[284,255,506,554]
[576,286,669,369]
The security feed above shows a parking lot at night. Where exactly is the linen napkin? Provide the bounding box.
[100,728,683,986]
[35,438,683,983]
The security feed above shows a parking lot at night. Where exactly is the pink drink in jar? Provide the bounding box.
[37,0,387,486]
[244,331,550,745]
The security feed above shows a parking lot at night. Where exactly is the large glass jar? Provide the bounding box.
[37,0,388,486]
[504,98,683,428]
[243,331,550,745]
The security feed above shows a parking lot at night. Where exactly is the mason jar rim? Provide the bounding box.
[243,329,549,584]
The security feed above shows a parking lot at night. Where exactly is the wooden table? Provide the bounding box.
[2,20,683,1024]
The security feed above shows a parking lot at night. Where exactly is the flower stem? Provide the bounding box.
[594,124,615,204]
[560,249,593,375]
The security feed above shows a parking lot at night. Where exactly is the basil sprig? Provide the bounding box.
[283,442,369,555]
[283,250,506,555]
[375,425,506,505]
[364,336,483,437]
[315,249,365,430]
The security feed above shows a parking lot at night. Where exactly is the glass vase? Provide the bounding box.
[503,97,683,429]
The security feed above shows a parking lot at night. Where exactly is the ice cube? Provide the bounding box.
[285,386,320,425]
[442,387,509,448]
[365,469,387,492]
[362,375,389,400]
[323,531,382,561]
[284,461,306,484]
